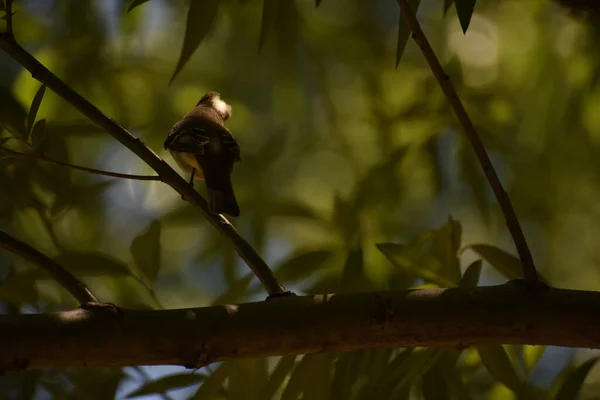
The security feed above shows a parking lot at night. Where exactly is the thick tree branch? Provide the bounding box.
[396,1,539,284]
[0,34,289,298]
[0,147,162,181]
[1,283,599,373]
[0,231,100,305]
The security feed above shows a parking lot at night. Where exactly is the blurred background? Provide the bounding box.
[2,0,600,398]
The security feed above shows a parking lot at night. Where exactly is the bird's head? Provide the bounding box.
[197,91,232,120]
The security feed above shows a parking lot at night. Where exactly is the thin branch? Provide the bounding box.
[0,230,100,305]
[395,0,539,283]
[0,147,162,181]
[1,283,599,372]
[0,35,290,298]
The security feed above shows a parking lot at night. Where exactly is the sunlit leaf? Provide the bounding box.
[53,252,131,277]
[170,0,219,83]
[126,372,205,398]
[455,0,476,33]
[459,259,482,288]
[477,345,521,392]
[260,356,297,399]
[554,357,599,400]
[396,0,420,67]
[429,217,462,284]
[377,243,456,287]
[29,119,46,149]
[259,0,278,51]
[523,346,546,372]
[127,0,149,12]
[275,249,334,283]
[130,220,162,286]
[27,84,46,135]
[194,362,232,399]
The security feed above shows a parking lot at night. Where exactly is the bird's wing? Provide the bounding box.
[164,128,211,155]
[220,133,241,162]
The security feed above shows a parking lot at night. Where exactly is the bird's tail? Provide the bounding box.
[206,174,240,217]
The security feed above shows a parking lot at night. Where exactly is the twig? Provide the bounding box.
[0,147,162,181]
[395,0,539,283]
[0,34,290,298]
[0,230,100,305]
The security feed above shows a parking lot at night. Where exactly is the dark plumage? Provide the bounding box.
[164,92,241,217]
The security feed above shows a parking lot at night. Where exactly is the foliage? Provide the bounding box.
[1,0,600,399]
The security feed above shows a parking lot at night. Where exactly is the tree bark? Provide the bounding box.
[1,282,599,373]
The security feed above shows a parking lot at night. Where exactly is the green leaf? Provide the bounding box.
[443,0,454,15]
[0,137,12,146]
[477,345,521,392]
[127,0,149,12]
[429,217,462,284]
[459,259,482,288]
[275,249,334,283]
[554,357,599,400]
[315,0,322,7]
[259,0,278,52]
[126,372,205,398]
[455,0,476,33]
[130,220,162,286]
[27,84,46,135]
[0,1,5,12]
[377,243,456,287]
[281,354,317,400]
[341,245,372,292]
[396,0,420,67]
[194,362,232,399]
[303,354,334,400]
[0,87,28,138]
[53,252,131,277]
[466,244,548,282]
[523,346,546,372]
[422,361,450,400]
[228,359,268,400]
[29,119,46,149]
[261,356,297,399]
[170,0,219,83]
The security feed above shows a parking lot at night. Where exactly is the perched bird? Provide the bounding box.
[164,92,241,217]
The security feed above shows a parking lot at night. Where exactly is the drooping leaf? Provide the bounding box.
[170,0,220,83]
[259,0,279,52]
[455,0,476,33]
[330,352,362,400]
[303,354,334,400]
[29,119,46,149]
[127,0,150,12]
[27,84,46,135]
[422,360,450,400]
[280,354,315,400]
[554,357,599,400]
[126,372,205,398]
[429,217,462,284]
[377,243,456,287]
[260,356,297,399]
[383,349,443,394]
[396,0,421,67]
[459,259,482,288]
[130,220,162,286]
[53,252,131,277]
[228,359,268,400]
[477,345,521,392]
[275,249,334,283]
[194,362,232,399]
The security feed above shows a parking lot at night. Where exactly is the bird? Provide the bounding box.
[164,92,241,217]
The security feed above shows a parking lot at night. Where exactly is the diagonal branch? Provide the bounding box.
[0,283,599,372]
[0,230,100,305]
[0,34,290,298]
[0,147,162,181]
[395,0,539,283]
